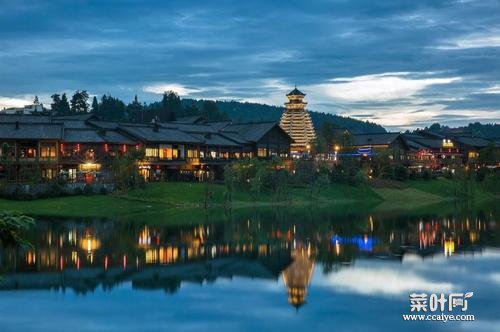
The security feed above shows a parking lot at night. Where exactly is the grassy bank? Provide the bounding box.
[0,179,494,218]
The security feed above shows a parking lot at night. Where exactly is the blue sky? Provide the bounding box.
[0,0,499,130]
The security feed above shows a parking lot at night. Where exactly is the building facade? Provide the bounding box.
[0,114,293,183]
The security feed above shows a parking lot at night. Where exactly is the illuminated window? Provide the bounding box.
[468,151,479,159]
[442,139,454,148]
[159,145,173,159]
[19,146,37,158]
[258,148,267,157]
[41,168,56,179]
[187,149,198,158]
[145,148,159,157]
[40,146,57,158]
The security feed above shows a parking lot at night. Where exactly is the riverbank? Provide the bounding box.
[0,178,494,218]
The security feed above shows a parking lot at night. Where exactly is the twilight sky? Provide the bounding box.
[0,0,499,130]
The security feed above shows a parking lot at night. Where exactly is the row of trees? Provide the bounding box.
[46,90,228,123]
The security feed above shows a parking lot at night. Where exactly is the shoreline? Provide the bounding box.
[0,179,495,219]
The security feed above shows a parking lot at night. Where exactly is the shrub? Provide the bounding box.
[381,165,394,179]
[483,172,500,194]
[349,170,367,186]
[422,169,433,180]
[83,184,94,195]
[394,165,409,181]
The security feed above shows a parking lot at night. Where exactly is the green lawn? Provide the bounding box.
[0,195,165,218]
[0,179,493,219]
[407,178,493,200]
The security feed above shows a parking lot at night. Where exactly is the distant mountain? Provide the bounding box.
[182,99,386,134]
[426,122,500,140]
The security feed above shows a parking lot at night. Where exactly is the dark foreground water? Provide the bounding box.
[0,202,499,332]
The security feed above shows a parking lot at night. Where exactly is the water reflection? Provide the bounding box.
[0,206,498,311]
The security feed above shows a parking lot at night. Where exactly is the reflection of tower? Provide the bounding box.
[280,87,316,154]
[282,246,315,309]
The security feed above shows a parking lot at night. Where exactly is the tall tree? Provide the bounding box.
[127,95,144,122]
[99,94,127,121]
[91,96,99,113]
[161,91,182,121]
[70,90,89,113]
[50,93,70,115]
[60,93,71,114]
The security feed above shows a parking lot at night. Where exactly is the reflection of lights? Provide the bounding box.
[331,235,378,252]
[26,251,36,265]
[469,231,478,244]
[334,241,341,255]
[71,250,78,263]
[80,234,100,253]
[138,226,151,247]
[145,246,179,264]
[444,239,455,256]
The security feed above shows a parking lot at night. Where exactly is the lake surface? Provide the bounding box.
[0,203,499,332]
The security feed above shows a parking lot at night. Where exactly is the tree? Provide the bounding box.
[127,95,144,122]
[50,93,70,115]
[99,94,127,121]
[91,96,99,113]
[0,212,34,247]
[112,150,145,191]
[478,143,500,165]
[161,91,181,121]
[202,100,227,121]
[70,90,89,113]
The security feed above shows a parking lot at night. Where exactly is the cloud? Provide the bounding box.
[474,84,500,94]
[143,83,203,96]
[435,31,500,50]
[318,265,453,296]
[308,73,461,102]
[0,96,33,109]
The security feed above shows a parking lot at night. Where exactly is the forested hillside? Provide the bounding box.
[183,99,386,134]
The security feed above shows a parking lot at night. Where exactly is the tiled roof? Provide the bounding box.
[53,113,97,121]
[118,125,201,144]
[224,122,283,143]
[351,133,401,146]
[0,114,52,123]
[189,133,241,147]
[172,116,204,124]
[63,128,136,144]
[87,120,120,130]
[402,134,443,149]
[286,88,305,96]
[451,136,493,148]
[0,123,63,140]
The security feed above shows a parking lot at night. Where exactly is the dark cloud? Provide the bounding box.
[0,0,499,128]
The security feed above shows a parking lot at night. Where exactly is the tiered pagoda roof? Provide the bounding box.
[280,87,316,153]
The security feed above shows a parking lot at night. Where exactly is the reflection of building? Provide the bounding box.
[280,88,316,155]
[282,247,315,309]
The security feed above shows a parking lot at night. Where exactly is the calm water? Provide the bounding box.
[0,203,499,332]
